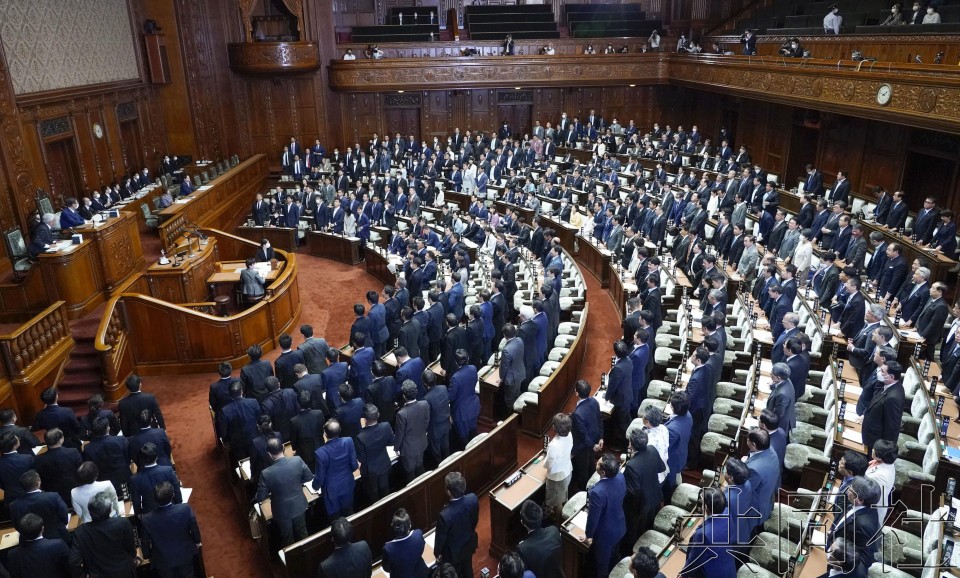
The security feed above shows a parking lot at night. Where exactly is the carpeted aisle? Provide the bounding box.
[146,252,621,578]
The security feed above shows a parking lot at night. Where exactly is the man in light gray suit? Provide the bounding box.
[254,438,313,546]
[767,363,796,436]
[731,192,748,229]
[844,223,869,273]
[499,324,526,416]
[298,324,330,374]
[395,380,430,482]
[240,258,265,300]
[737,235,760,280]
[778,218,802,261]
[605,215,624,256]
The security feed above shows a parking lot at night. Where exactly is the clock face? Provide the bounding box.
[93,123,104,139]
[877,84,892,106]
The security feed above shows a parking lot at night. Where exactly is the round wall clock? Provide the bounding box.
[92,123,104,139]
[876,84,892,106]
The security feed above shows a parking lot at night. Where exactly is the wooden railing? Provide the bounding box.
[0,302,75,421]
[0,267,56,323]
[94,237,301,382]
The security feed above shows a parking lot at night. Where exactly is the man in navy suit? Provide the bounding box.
[9,469,69,543]
[766,284,790,341]
[366,291,390,356]
[744,428,780,526]
[767,363,797,436]
[261,377,299,443]
[895,267,930,326]
[434,472,479,578]
[129,409,173,470]
[877,243,908,301]
[783,337,809,400]
[571,380,602,493]
[771,313,799,365]
[861,361,906,455]
[721,459,756,554]
[604,341,634,451]
[218,382,261,461]
[348,333,375,400]
[449,350,480,450]
[883,191,908,230]
[830,171,851,206]
[838,277,866,340]
[685,348,711,466]
[141,481,202,578]
[448,273,465,321]
[31,387,81,449]
[59,197,86,228]
[423,370,451,465]
[355,404,394,503]
[803,164,823,196]
[917,282,951,360]
[394,348,426,399]
[34,428,81,505]
[910,196,940,245]
[312,420,358,520]
[680,487,736,578]
[582,453,626,578]
[663,391,693,499]
[629,329,651,416]
[129,443,182,516]
[240,344,273,403]
[827,477,882,569]
[6,513,70,578]
[499,325,526,416]
[82,418,130,496]
[321,349,349,410]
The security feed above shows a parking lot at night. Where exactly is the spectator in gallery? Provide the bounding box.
[881,3,905,26]
[343,49,356,60]
[584,44,597,55]
[648,30,661,50]
[824,5,843,35]
[923,5,941,24]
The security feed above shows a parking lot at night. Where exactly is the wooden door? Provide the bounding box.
[43,138,81,205]
[385,108,421,142]
[497,104,533,139]
[119,120,144,173]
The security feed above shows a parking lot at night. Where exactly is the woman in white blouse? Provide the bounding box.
[343,209,357,237]
[865,439,898,525]
[71,462,123,523]
[792,229,814,283]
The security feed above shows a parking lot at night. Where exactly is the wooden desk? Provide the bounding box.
[496,200,536,226]
[207,259,285,304]
[144,239,219,304]
[306,231,362,265]
[72,211,145,291]
[609,266,638,321]
[114,184,165,229]
[541,214,579,256]
[444,190,472,213]
[235,225,299,253]
[281,415,520,578]
[488,452,548,559]
[365,246,400,286]
[576,235,612,288]
[478,364,501,426]
[157,155,269,251]
[38,240,105,320]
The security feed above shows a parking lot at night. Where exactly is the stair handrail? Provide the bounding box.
[0,301,73,380]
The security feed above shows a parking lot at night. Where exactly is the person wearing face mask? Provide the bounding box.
[908,1,924,24]
[779,38,803,57]
[79,197,95,220]
[923,4,941,23]
[90,192,107,212]
[823,5,842,34]
[881,3,904,25]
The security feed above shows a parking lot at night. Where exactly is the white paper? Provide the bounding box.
[841,429,863,445]
[182,487,193,503]
[304,482,320,495]
[571,510,589,531]
[811,529,827,547]
[240,459,252,480]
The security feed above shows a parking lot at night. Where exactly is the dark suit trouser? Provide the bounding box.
[571,446,595,494]
[429,340,441,362]
[364,470,390,504]
[452,427,477,452]
[429,426,451,466]
[591,538,620,578]
[689,407,708,468]
[621,498,656,557]
[278,512,308,547]
[401,453,425,483]
[605,406,630,451]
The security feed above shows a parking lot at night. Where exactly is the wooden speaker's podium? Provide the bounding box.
[39,211,144,319]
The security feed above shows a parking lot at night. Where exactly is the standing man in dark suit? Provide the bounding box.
[256,437,313,546]
[69,491,137,578]
[318,518,373,578]
[767,363,797,436]
[31,388,81,449]
[837,277,866,340]
[261,376,299,443]
[916,282,950,359]
[395,381,430,482]
[621,429,665,557]
[141,481,202,578]
[274,333,306,389]
[0,434,34,504]
[828,477,882,569]
[118,374,165,438]
[7,512,70,578]
[910,196,940,245]
[289,389,326,472]
[604,341,633,451]
[129,443,182,516]
[312,420,358,520]
[744,428,780,526]
[499,324,526,417]
[861,361,906,455]
[581,453,626,578]
[251,193,270,226]
[240,344,273,403]
[423,370,451,466]
[82,418,130,496]
[434,471,479,578]
[680,487,736,578]
[877,243,908,301]
[571,380,602,493]
[804,165,823,196]
[663,391,692,499]
[516,500,564,578]
[34,428,82,505]
[685,348,712,466]
[0,409,40,455]
[884,191,908,230]
[218,382,261,461]
[9,470,69,543]
[355,404,393,503]
[831,171,851,206]
[449,350,480,450]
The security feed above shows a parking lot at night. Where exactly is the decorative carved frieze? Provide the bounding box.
[38,117,71,138]
[228,42,322,75]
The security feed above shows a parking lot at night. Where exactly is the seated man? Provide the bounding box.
[28,213,57,258]
[240,258,266,302]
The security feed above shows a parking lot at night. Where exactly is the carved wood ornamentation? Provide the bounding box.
[228,42,322,75]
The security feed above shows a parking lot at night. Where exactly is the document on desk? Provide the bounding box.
[570,510,589,537]
[841,429,863,445]
[811,529,827,548]
[182,488,193,503]
[174,199,191,204]
[303,482,320,495]
[594,392,613,413]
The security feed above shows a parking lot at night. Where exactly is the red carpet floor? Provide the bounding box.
[147,253,619,578]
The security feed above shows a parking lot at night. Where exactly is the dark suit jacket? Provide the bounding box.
[318,541,373,578]
[383,529,428,578]
[917,298,949,343]
[604,357,633,412]
[240,359,274,402]
[255,456,313,524]
[685,365,710,414]
[585,474,626,545]
[828,507,881,569]
[129,426,172,469]
[8,537,70,578]
[861,381,905,450]
[746,448,780,522]
[624,447,665,513]
[262,387,300,442]
[517,526,565,578]
[396,400,430,462]
[290,409,326,470]
[83,434,130,487]
[118,392,165,438]
[355,422,394,479]
[34,446,81,505]
[885,202,908,230]
[141,503,201,570]
[275,350,306,389]
[9,490,69,542]
[572,398,602,453]
[680,516,737,578]
[395,357,426,399]
[435,493,479,564]
[31,405,81,448]
[838,292,866,339]
[69,516,137,578]
[130,464,181,515]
